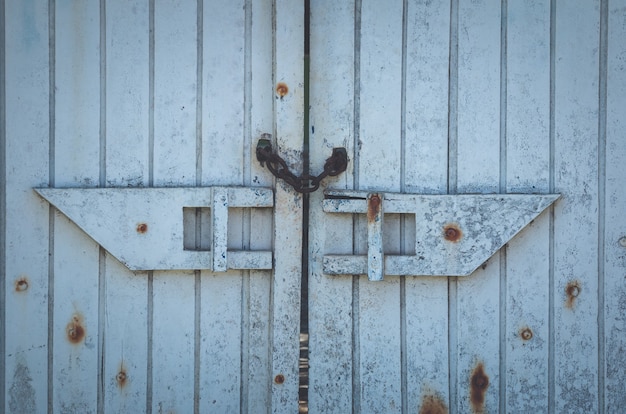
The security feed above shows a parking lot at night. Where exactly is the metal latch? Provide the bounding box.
[35,187,273,272]
[323,190,560,281]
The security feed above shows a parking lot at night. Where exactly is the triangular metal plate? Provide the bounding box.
[35,187,273,271]
[323,190,560,279]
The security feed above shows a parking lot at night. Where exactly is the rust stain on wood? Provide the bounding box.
[66,313,86,344]
[470,362,489,412]
[565,280,581,309]
[443,223,462,242]
[15,276,29,292]
[367,194,381,222]
[274,374,285,384]
[419,393,448,414]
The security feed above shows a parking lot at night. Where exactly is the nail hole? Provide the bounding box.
[15,277,29,292]
[520,327,533,341]
[136,223,148,234]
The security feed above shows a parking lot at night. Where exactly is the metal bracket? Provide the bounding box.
[35,187,273,272]
[323,190,560,281]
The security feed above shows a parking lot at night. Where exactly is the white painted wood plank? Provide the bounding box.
[455,1,501,413]
[199,0,245,410]
[553,2,600,412]
[358,0,403,411]
[103,1,150,411]
[3,1,51,412]
[505,2,551,411]
[52,2,102,413]
[271,0,304,411]
[604,1,626,411]
[246,0,274,407]
[151,1,197,412]
[308,0,356,411]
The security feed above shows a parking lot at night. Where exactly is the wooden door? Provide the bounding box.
[307,1,626,413]
[2,1,303,412]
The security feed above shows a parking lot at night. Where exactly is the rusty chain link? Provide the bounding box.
[256,138,348,193]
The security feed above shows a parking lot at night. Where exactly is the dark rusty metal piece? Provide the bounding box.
[136,223,148,234]
[256,138,347,193]
[276,82,289,97]
[15,277,29,292]
[274,374,285,384]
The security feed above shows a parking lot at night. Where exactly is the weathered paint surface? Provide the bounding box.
[2,0,301,413]
[308,1,626,413]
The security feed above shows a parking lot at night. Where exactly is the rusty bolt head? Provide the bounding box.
[116,371,127,384]
[15,278,29,292]
[443,224,462,242]
[520,328,533,341]
[276,82,288,98]
[567,284,580,298]
[619,236,626,248]
[136,223,148,234]
[274,374,285,385]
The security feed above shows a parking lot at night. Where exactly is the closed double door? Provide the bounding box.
[3,1,625,413]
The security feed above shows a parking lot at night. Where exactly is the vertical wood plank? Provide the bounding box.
[199,0,245,410]
[104,1,150,412]
[151,1,197,412]
[504,1,551,411]
[246,0,274,408]
[455,1,501,413]
[604,1,626,411]
[358,0,403,412]
[53,2,101,412]
[404,0,451,411]
[553,1,600,412]
[308,0,356,411]
[3,1,50,412]
[272,0,304,411]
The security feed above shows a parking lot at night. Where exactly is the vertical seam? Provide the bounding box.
[146,1,155,412]
[47,1,56,411]
[597,0,608,412]
[400,0,408,412]
[352,2,362,412]
[499,1,508,412]
[548,1,557,412]
[0,0,6,409]
[97,1,107,412]
[447,0,459,411]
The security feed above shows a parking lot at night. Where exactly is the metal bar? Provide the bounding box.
[367,193,384,281]
[212,187,229,271]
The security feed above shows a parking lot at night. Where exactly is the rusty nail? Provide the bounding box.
[567,284,580,298]
[136,223,148,234]
[15,277,29,292]
[470,363,489,411]
[274,374,285,385]
[276,82,288,98]
[520,327,533,341]
[66,314,85,344]
[116,371,127,387]
[443,224,462,242]
[619,236,626,248]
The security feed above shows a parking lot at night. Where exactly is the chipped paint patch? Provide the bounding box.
[419,393,448,414]
[9,361,36,413]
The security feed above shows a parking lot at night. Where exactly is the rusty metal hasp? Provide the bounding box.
[323,190,560,281]
[35,187,273,272]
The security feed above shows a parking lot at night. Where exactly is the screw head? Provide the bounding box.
[619,237,626,248]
